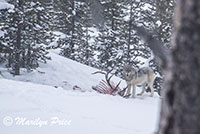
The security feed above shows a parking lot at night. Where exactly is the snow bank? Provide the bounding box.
[1,50,126,91]
[0,78,161,134]
[0,51,161,134]
[0,1,14,10]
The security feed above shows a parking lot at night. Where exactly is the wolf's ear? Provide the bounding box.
[122,70,126,75]
[134,67,139,72]
[129,63,133,67]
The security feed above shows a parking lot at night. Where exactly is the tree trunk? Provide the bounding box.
[158,0,200,134]
[13,0,23,75]
[111,2,115,48]
[70,0,75,57]
[127,3,133,60]
[14,21,21,75]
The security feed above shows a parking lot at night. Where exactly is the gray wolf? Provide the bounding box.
[123,65,155,98]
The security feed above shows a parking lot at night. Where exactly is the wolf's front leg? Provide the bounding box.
[131,85,136,98]
[124,84,131,97]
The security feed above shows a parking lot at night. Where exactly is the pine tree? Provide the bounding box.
[57,0,76,60]
[0,0,51,74]
[120,1,151,68]
[95,25,112,69]
[0,7,12,63]
[2,0,24,75]
[57,0,95,65]
[96,0,125,72]
[142,0,175,48]
[75,1,95,66]
[96,0,152,76]
[22,0,51,70]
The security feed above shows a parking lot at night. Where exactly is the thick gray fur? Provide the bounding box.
[123,65,155,98]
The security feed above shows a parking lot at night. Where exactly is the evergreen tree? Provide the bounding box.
[57,0,76,60]
[0,7,12,63]
[0,0,51,74]
[120,1,151,68]
[96,0,151,77]
[142,0,175,48]
[75,1,95,66]
[2,0,24,75]
[96,0,125,72]
[22,0,51,70]
[58,0,95,65]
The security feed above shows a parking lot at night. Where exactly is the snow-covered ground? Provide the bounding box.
[0,0,14,10]
[0,50,161,134]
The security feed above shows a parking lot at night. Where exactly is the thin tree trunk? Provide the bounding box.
[21,51,24,68]
[70,0,75,57]
[8,52,12,68]
[111,2,115,48]
[127,3,133,60]
[14,21,21,75]
[14,0,23,75]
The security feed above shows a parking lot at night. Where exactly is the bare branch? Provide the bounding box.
[92,71,106,75]
[118,86,128,96]
[133,26,171,69]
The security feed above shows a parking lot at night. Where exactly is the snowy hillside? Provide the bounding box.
[0,0,14,10]
[0,49,124,91]
[0,51,161,134]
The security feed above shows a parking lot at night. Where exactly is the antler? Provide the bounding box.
[118,86,128,96]
[92,67,121,93]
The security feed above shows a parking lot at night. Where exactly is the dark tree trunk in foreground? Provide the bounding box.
[158,0,200,134]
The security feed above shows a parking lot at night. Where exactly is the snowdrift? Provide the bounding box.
[0,51,161,134]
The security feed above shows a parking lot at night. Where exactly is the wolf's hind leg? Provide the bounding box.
[149,83,154,97]
[148,73,155,97]
[137,84,146,96]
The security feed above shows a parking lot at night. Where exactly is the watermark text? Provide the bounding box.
[2,116,72,127]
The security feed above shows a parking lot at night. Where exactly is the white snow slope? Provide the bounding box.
[0,51,161,134]
[0,0,14,10]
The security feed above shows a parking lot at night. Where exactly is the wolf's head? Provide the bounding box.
[123,65,136,81]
